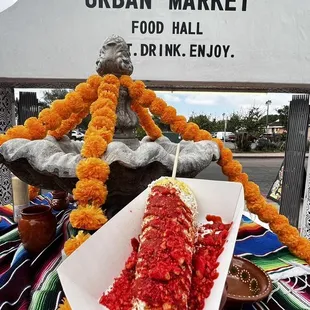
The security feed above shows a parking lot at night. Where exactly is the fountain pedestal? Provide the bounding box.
[0,35,221,217]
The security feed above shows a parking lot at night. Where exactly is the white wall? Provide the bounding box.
[0,0,310,88]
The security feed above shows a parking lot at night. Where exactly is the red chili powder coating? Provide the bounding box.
[132,186,194,309]
[188,216,231,310]
[99,238,139,310]
[100,212,231,310]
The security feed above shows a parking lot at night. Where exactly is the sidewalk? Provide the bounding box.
[233,152,309,158]
[233,152,285,158]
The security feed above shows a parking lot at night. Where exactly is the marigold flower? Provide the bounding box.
[6,126,32,140]
[269,215,290,235]
[132,103,162,140]
[229,172,249,186]
[217,148,233,167]
[56,117,79,134]
[139,89,156,108]
[149,98,167,116]
[48,117,78,139]
[222,160,242,178]
[90,116,115,131]
[92,107,117,122]
[194,130,212,142]
[244,182,261,204]
[0,134,9,146]
[277,226,300,248]
[247,202,265,215]
[73,179,108,207]
[38,109,62,131]
[82,135,108,158]
[98,90,117,104]
[49,128,65,140]
[90,98,116,114]
[28,185,40,200]
[64,230,91,257]
[103,74,120,87]
[65,92,84,114]
[129,80,146,99]
[119,75,133,88]
[76,158,110,182]
[58,297,71,310]
[51,100,71,120]
[183,122,200,141]
[86,127,114,144]
[23,117,47,140]
[170,120,187,135]
[141,122,162,140]
[161,106,177,124]
[290,238,310,262]
[70,205,108,230]
[98,83,119,97]
[87,75,103,89]
[256,203,278,223]
[75,82,98,102]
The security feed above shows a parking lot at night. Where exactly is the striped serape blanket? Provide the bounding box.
[1,196,310,310]
[0,194,75,310]
[235,216,310,310]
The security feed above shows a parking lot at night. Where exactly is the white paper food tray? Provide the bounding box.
[58,178,244,310]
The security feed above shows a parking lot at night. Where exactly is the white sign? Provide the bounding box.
[0,0,310,89]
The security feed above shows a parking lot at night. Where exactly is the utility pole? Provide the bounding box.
[223,113,227,144]
[266,100,271,133]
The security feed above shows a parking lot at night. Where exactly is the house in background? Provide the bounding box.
[267,119,310,140]
[266,119,286,135]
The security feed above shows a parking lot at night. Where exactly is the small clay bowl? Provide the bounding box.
[226,256,272,307]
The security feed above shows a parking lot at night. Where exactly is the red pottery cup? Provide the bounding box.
[18,205,56,254]
[51,190,69,211]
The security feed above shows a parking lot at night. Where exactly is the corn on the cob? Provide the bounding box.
[132,177,197,309]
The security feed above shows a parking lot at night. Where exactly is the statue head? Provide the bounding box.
[96,35,133,77]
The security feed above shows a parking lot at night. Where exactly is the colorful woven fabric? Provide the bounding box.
[1,199,310,310]
[235,216,310,310]
[0,195,74,310]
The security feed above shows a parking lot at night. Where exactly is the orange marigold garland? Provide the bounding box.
[70,206,108,231]
[2,73,310,264]
[130,78,310,264]
[131,100,162,140]
[24,117,47,140]
[0,75,102,145]
[28,185,40,200]
[120,77,162,140]
[64,231,91,257]
[69,74,119,231]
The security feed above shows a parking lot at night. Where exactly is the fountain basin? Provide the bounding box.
[0,135,220,217]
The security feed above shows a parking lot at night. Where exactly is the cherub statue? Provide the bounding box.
[96,35,139,147]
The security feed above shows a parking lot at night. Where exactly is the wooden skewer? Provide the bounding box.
[172,143,181,179]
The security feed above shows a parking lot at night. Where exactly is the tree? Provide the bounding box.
[242,107,264,135]
[277,105,289,130]
[259,114,279,126]
[188,113,217,132]
[227,112,242,133]
[42,89,71,106]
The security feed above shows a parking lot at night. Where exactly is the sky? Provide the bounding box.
[5,0,293,120]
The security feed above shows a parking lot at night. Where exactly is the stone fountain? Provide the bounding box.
[0,35,220,218]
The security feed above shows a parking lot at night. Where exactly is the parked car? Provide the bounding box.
[71,129,85,140]
[213,131,235,141]
[227,133,236,142]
